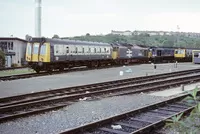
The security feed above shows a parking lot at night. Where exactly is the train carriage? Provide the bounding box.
[26,37,200,74]
[131,45,149,61]
[111,43,148,64]
[192,50,200,64]
[174,48,200,62]
[148,46,175,63]
[174,48,192,62]
[26,37,113,73]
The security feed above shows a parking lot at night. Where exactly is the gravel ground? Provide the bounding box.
[0,94,167,134]
[0,63,199,98]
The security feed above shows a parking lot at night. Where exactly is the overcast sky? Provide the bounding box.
[0,0,200,39]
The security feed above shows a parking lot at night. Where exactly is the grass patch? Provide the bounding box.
[0,68,35,76]
[164,87,200,133]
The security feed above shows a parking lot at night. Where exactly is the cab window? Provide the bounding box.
[27,44,32,55]
[33,44,39,54]
[40,44,46,55]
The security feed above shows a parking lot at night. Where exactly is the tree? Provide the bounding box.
[52,34,60,39]
[86,33,90,36]
[25,34,32,41]
[0,50,5,67]
[64,34,200,48]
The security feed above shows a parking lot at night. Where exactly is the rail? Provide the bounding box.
[0,69,200,123]
[60,90,200,134]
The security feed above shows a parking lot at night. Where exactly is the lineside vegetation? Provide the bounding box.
[63,34,200,48]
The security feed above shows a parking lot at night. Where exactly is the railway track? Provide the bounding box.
[60,90,200,134]
[0,69,200,123]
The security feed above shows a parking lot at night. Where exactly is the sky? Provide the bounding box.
[0,0,200,39]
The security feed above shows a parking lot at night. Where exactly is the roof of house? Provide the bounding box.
[0,37,27,43]
[111,30,132,33]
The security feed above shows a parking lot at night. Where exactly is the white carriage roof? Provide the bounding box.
[30,37,111,47]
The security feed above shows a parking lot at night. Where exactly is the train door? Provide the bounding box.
[81,45,86,60]
[112,47,118,60]
[144,49,148,57]
[157,50,162,56]
[32,43,39,62]
[39,43,51,63]
[26,43,32,62]
[65,45,70,60]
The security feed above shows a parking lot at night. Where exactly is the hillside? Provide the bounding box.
[62,34,200,48]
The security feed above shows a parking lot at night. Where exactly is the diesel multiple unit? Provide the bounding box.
[26,37,200,73]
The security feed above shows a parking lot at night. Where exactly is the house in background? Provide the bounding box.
[111,30,132,36]
[0,37,27,67]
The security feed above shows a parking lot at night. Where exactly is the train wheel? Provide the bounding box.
[35,68,40,73]
[48,68,52,72]
[59,66,64,72]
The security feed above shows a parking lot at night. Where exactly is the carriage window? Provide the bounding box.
[104,48,106,52]
[94,48,96,53]
[88,48,91,53]
[75,47,78,53]
[100,48,101,53]
[82,47,84,53]
[194,53,199,57]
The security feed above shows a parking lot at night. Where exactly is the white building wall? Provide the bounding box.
[0,39,27,66]
[13,40,26,66]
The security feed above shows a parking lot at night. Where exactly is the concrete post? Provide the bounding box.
[181,84,184,91]
[35,0,42,37]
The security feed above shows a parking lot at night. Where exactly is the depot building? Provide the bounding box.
[0,37,27,67]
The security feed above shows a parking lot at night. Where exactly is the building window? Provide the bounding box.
[11,42,13,50]
[8,42,10,50]
[4,42,7,49]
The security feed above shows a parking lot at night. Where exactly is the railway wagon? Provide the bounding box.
[174,48,192,62]
[192,50,200,64]
[111,43,148,65]
[148,47,175,63]
[174,48,200,62]
[26,38,113,73]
